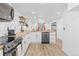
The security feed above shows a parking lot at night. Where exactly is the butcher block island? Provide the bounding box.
[0,29,58,56]
[15,30,56,56]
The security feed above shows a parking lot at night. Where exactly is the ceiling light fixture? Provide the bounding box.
[32,11,36,15]
[50,16,54,19]
[57,11,61,15]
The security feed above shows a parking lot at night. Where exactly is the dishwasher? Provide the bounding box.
[41,32,50,44]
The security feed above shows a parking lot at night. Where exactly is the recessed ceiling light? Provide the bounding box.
[32,11,36,14]
[57,11,61,15]
[50,16,54,19]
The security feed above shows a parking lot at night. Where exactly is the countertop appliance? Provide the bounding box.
[0,3,14,22]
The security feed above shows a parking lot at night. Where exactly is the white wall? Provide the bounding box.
[0,9,22,37]
[7,9,22,33]
[57,19,63,40]
[0,22,8,36]
[63,11,79,56]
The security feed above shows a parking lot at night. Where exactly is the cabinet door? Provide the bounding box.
[50,33,55,44]
[37,32,41,43]
[0,49,3,56]
[35,32,41,43]
[30,32,41,43]
[30,33,36,42]
[16,44,22,56]
[22,36,30,55]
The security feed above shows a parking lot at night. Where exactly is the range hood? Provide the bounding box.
[0,3,14,22]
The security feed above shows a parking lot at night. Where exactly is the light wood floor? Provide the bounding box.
[25,43,64,56]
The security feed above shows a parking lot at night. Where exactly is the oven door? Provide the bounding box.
[11,49,16,56]
[4,48,16,56]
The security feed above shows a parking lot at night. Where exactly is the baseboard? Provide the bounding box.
[64,50,71,56]
[64,52,69,56]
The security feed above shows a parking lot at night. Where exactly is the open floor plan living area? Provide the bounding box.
[0,3,79,56]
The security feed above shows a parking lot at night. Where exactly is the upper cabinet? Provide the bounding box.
[0,3,14,22]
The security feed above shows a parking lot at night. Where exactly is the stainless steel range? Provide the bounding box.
[3,37,23,56]
[0,27,23,56]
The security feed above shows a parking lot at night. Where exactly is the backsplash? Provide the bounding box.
[0,36,8,44]
[0,22,8,36]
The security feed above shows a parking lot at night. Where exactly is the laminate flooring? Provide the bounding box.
[25,43,64,56]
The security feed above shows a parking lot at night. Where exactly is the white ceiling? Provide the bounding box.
[11,3,68,23]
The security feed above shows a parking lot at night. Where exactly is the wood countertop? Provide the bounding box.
[0,29,56,49]
[0,44,4,49]
[16,31,30,38]
[16,30,56,37]
[31,29,56,33]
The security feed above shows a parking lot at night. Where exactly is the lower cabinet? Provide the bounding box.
[30,32,55,44]
[30,32,41,43]
[16,44,22,56]
[0,49,3,56]
[50,32,56,44]
[21,35,30,56]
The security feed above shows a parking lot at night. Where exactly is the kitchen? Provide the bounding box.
[0,3,65,56]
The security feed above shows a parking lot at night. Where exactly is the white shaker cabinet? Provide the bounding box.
[16,44,22,56]
[30,32,55,44]
[21,35,30,56]
[0,49,3,56]
[50,32,56,44]
[30,32,41,43]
